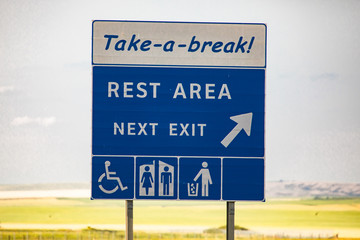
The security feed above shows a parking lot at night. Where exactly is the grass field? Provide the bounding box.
[0,197,360,238]
[3,229,359,240]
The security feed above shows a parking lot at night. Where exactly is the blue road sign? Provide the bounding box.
[91,20,266,201]
[92,66,265,157]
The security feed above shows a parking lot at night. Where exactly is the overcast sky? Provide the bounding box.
[0,0,359,185]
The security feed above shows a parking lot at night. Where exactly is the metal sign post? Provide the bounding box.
[126,200,133,240]
[226,201,235,240]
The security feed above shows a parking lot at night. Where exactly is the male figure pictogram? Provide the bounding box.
[161,166,172,195]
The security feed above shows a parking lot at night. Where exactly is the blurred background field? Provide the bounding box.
[4,229,360,240]
[1,196,359,239]
[1,229,360,240]
[1,198,360,228]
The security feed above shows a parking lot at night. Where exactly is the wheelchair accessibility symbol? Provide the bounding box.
[98,161,128,194]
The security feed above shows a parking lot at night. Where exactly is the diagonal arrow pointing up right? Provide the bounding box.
[221,112,253,148]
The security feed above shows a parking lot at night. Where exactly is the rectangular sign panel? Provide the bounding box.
[91,156,264,201]
[92,66,264,157]
[91,20,266,201]
[92,21,266,67]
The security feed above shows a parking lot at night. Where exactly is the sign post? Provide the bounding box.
[126,200,133,240]
[227,202,235,240]
[91,19,266,234]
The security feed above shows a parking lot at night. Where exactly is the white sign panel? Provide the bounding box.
[92,21,266,68]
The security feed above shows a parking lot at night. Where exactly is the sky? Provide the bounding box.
[0,0,360,185]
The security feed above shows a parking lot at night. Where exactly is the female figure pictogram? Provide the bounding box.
[141,166,154,195]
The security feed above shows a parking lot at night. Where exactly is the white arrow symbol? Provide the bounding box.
[221,113,253,148]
